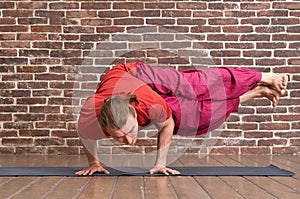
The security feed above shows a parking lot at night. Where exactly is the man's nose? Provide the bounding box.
[125,135,136,145]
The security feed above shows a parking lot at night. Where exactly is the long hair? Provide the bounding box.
[98,93,140,130]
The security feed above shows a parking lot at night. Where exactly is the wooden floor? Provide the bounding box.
[0,154,299,199]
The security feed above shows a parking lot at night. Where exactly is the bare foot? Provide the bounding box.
[259,86,281,107]
[261,73,288,95]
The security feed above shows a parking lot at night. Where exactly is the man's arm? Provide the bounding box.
[75,136,110,175]
[149,116,180,175]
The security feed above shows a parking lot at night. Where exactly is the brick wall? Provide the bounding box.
[0,0,299,155]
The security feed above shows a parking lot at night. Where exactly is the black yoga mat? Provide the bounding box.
[0,165,294,177]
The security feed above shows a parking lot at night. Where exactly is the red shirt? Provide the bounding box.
[77,62,172,140]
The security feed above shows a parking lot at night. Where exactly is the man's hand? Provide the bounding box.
[75,163,110,175]
[149,166,180,175]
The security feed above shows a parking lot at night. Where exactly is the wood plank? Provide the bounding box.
[178,154,222,166]
[78,177,117,199]
[194,176,244,199]
[111,177,144,199]
[220,176,277,199]
[230,155,300,192]
[144,177,178,199]
[0,177,38,198]
[169,176,211,199]
[42,177,90,198]
[11,177,63,199]
[211,155,243,166]
[246,176,300,199]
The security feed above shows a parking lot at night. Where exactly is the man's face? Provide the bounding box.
[106,113,138,145]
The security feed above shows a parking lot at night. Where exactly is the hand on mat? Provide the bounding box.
[75,163,110,175]
[149,166,180,175]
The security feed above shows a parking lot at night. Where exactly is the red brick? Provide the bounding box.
[177,2,207,10]
[273,2,300,10]
[193,11,223,18]
[18,18,47,25]
[16,147,47,154]
[31,26,62,33]
[210,147,239,154]
[146,18,175,25]
[50,50,81,58]
[242,115,272,122]
[258,10,288,17]
[162,10,191,18]
[14,114,45,122]
[48,147,79,155]
[273,147,300,154]
[244,131,273,138]
[208,34,239,41]
[81,19,112,26]
[67,10,97,18]
[133,10,161,17]
[0,130,18,137]
[2,10,33,17]
[0,114,12,121]
[241,147,271,154]
[241,3,270,10]
[97,27,125,33]
[256,26,285,33]
[258,139,288,146]
[223,26,253,33]
[290,139,300,146]
[2,74,33,81]
[35,73,65,81]
[256,59,285,66]
[225,11,255,18]
[80,34,109,42]
[35,138,65,146]
[17,82,48,89]
[178,18,206,26]
[17,98,46,105]
[274,67,300,73]
[243,50,272,57]
[241,18,270,25]
[1,41,31,48]
[30,106,60,113]
[2,138,33,146]
[0,49,17,56]
[191,26,220,33]
[145,2,175,9]
[52,130,78,138]
[19,49,49,57]
[0,18,16,24]
[0,26,28,32]
[0,2,15,9]
[49,2,79,9]
[208,18,238,25]
[17,33,47,40]
[260,123,290,131]
[0,147,15,154]
[223,58,253,66]
[211,50,240,57]
[288,58,300,65]
[35,10,65,18]
[17,2,47,9]
[19,130,50,137]
[256,42,286,49]
[273,34,300,41]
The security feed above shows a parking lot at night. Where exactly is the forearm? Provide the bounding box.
[154,117,174,167]
[80,135,101,166]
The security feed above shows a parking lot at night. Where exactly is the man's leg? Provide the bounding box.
[239,85,281,107]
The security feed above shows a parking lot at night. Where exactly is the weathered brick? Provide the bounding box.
[31,25,62,33]
[241,147,271,154]
[49,2,79,9]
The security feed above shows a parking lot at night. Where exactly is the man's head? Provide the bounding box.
[98,93,139,145]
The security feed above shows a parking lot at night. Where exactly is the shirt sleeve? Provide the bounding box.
[77,95,108,140]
